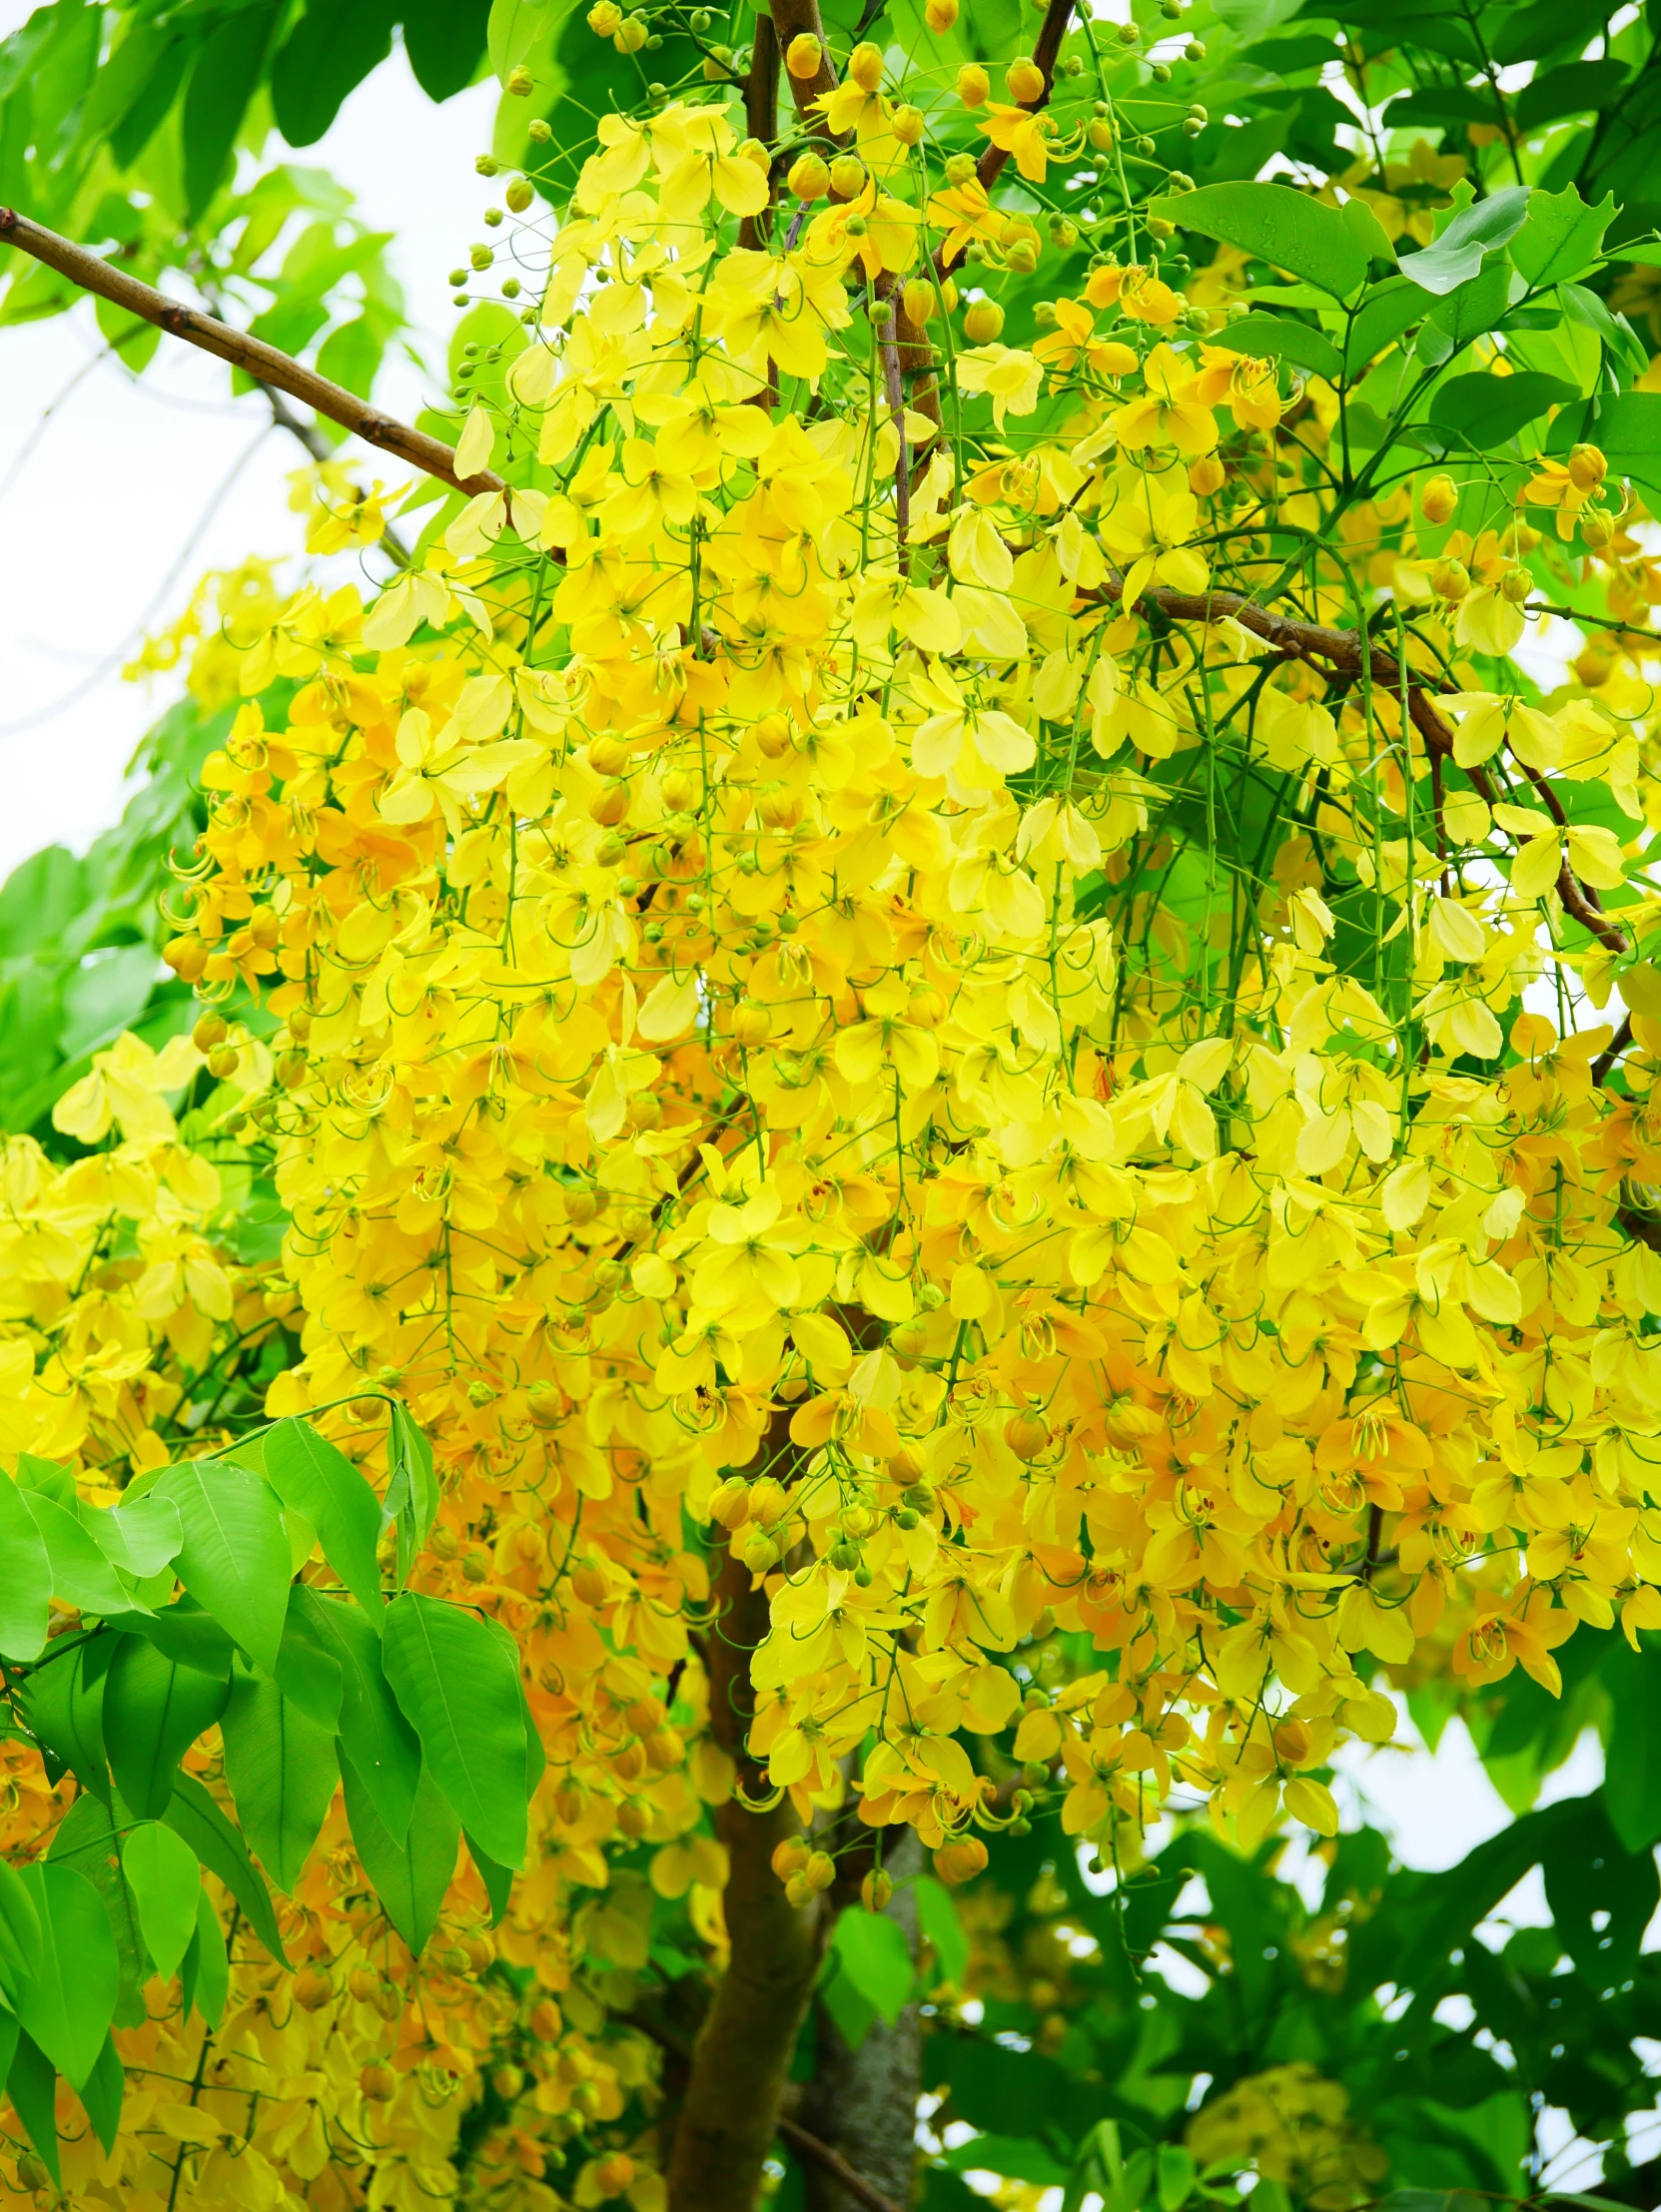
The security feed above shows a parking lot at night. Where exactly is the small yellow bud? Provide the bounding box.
[505,62,534,93]
[586,0,622,31]
[613,14,647,49]
[1430,557,1470,602]
[957,62,991,105]
[785,31,822,76]
[828,152,866,199]
[861,1867,893,1910]
[963,298,1004,343]
[788,151,830,200]
[1568,441,1607,491]
[925,0,959,27]
[771,1836,811,1879]
[892,102,925,145]
[1190,454,1226,496]
[901,278,938,326]
[504,175,534,212]
[1419,473,1458,525]
[1006,55,1045,102]
[934,1836,989,1885]
[802,1849,837,1892]
[1088,116,1115,150]
[1581,507,1615,550]
[731,999,772,1048]
[1499,566,1532,604]
[848,39,884,89]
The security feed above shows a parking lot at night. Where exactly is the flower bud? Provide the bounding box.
[963,298,1005,343]
[1499,566,1532,604]
[361,2063,399,2102]
[1006,56,1045,101]
[802,1849,837,1892]
[828,152,866,198]
[785,31,822,75]
[957,62,991,105]
[892,102,925,145]
[1190,454,1226,495]
[505,62,534,92]
[849,39,884,89]
[1005,1409,1051,1461]
[294,1966,333,2010]
[944,150,978,186]
[1430,557,1469,602]
[1581,507,1615,550]
[709,1475,751,1529]
[614,14,648,49]
[772,1836,811,1879]
[1568,441,1607,491]
[1419,473,1458,525]
[1088,116,1114,150]
[731,1000,772,1048]
[586,0,622,30]
[925,0,959,27]
[933,1835,989,1885]
[901,277,938,326]
[861,1867,894,1910]
[1005,240,1038,275]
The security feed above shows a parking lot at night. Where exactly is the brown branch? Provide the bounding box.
[740,16,783,253]
[0,207,502,499]
[975,0,1079,194]
[633,2008,904,2212]
[776,2115,907,2212]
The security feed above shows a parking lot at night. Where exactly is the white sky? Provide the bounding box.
[0,15,496,878]
[0,10,1637,1897]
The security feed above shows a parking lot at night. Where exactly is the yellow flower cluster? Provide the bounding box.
[1186,2062,1388,2208]
[148,88,1661,1891]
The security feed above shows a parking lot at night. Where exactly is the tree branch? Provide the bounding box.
[777,2115,907,2212]
[0,207,501,499]
[976,0,1079,194]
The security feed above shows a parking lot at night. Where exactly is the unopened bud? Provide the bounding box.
[829,152,867,198]
[861,1867,894,1910]
[957,62,991,105]
[1568,441,1607,491]
[1006,56,1045,102]
[848,39,884,89]
[901,277,938,325]
[892,101,925,145]
[1431,557,1470,602]
[505,62,534,92]
[963,298,1005,343]
[925,0,959,26]
[785,31,822,75]
[787,151,829,200]
[1420,473,1458,525]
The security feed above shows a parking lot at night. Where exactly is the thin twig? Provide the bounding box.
[0,208,500,498]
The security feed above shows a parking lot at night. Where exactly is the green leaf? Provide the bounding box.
[830,1905,913,2026]
[20,1633,112,1801]
[7,2029,59,2189]
[915,1874,969,1986]
[1601,1641,1661,1849]
[1401,188,1531,295]
[86,1493,183,1581]
[186,1886,229,2027]
[264,1419,385,1619]
[1427,369,1579,450]
[1155,182,1368,299]
[944,2135,1071,2185]
[404,0,492,99]
[121,1822,202,1980]
[1511,187,1615,288]
[162,1772,289,1967]
[20,1491,132,1617]
[47,1791,152,2021]
[104,1634,231,1820]
[314,315,386,400]
[271,0,396,147]
[106,1599,237,1681]
[182,1,283,218]
[1513,60,1627,131]
[155,1458,292,1676]
[78,2032,124,2157]
[12,1863,119,2090]
[274,1604,344,1731]
[386,1402,439,1589]
[383,1593,528,1870]
[288,1587,418,1839]
[0,1857,43,1998]
[1213,313,1342,381]
[1427,260,1514,349]
[1341,195,1396,267]
[465,1833,513,1927]
[221,1668,340,1893]
[0,1470,51,1660]
[342,1755,458,1956]
[1159,2144,1199,2211]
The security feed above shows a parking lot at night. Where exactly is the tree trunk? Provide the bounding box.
[800,1831,924,2212]
[665,1522,825,2212]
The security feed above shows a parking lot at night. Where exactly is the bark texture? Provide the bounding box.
[800,1830,924,2212]
[665,1520,825,2212]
